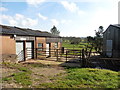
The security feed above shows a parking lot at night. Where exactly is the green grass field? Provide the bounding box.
[62,42,96,52]
[62,42,87,50]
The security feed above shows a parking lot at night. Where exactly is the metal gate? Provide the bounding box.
[16,42,24,61]
[26,42,33,60]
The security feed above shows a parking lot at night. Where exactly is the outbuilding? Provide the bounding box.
[103,24,120,58]
[0,24,62,62]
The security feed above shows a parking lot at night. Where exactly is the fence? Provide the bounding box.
[25,47,120,71]
[34,48,83,63]
[81,50,120,71]
[25,47,101,64]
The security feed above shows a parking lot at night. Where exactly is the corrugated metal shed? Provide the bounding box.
[103,24,120,58]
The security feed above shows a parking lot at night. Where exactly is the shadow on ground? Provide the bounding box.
[22,56,120,72]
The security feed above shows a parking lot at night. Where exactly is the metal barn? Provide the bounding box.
[103,24,120,58]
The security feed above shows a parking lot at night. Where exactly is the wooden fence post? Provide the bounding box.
[60,48,62,59]
[66,51,67,62]
[82,49,86,67]
[79,50,81,60]
[36,48,37,59]
[88,45,93,58]
[74,50,75,58]
[56,49,58,61]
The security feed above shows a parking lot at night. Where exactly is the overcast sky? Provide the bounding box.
[0,0,119,37]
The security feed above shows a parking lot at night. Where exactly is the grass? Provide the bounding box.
[65,68,119,88]
[12,72,32,86]
[2,62,119,88]
[2,62,32,87]
[62,42,93,50]
[62,42,95,56]
[62,42,96,52]
[62,42,87,50]
[38,68,119,88]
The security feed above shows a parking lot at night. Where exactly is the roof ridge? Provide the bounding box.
[111,24,120,28]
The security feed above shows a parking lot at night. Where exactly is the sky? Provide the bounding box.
[0,0,119,37]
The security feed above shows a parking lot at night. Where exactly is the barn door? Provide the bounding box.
[106,40,112,57]
[26,42,33,60]
[16,42,24,61]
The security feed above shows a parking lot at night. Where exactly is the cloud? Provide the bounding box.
[61,19,72,24]
[26,0,46,6]
[76,6,118,37]
[51,19,59,26]
[1,14,38,27]
[38,13,48,20]
[0,7,8,12]
[89,7,118,31]
[61,20,67,24]
[61,1,84,15]
[15,14,24,20]
[61,1,79,12]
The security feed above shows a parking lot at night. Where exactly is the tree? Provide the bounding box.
[95,26,104,37]
[70,37,81,44]
[50,26,60,36]
[87,36,94,44]
[87,26,104,54]
[94,26,104,53]
[62,36,81,44]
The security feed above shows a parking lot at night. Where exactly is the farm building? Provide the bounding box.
[0,24,62,62]
[103,24,120,58]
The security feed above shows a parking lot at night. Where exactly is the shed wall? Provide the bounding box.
[58,42,62,49]
[36,37,46,48]
[0,35,16,54]
[15,36,35,41]
[46,38,62,43]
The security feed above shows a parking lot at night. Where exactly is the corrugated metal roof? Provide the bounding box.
[0,24,61,37]
[103,24,120,34]
[112,24,120,29]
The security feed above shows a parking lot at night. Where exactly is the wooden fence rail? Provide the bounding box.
[27,48,83,62]
[26,47,120,71]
